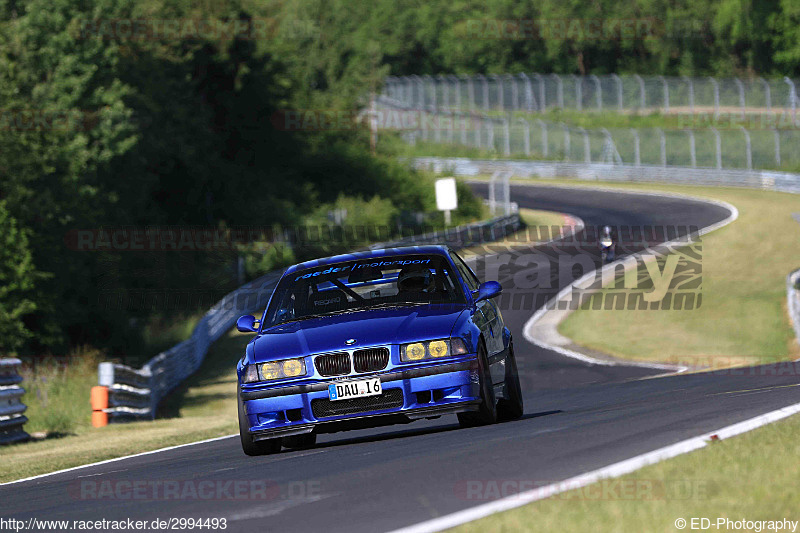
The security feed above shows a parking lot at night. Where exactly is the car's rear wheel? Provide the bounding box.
[497,342,524,421]
[238,387,281,456]
[282,432,317,450]
[458,339,497,428]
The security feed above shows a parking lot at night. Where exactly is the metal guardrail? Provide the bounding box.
[97,214,522,422]
[410,156,800,194]
[0,359,29,444]
[788,269,800,345]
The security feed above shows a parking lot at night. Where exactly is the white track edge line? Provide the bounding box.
[389,400,800,533]
[0,434,237,487]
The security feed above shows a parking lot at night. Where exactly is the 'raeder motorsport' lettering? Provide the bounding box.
[294,258,431,281]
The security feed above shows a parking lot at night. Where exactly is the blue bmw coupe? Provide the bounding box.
[236,245,523,455]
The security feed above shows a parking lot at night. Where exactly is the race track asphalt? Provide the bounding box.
[3,183,798,532]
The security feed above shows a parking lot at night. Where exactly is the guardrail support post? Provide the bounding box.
[740,126,752,170]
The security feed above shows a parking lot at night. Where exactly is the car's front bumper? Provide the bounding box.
[241,360,480,441]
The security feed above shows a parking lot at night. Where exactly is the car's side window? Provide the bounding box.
[450,252,480,291]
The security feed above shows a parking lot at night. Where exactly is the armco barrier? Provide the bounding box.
[96,214,522,422]
[410,156,800,194]
[0,358,29,444]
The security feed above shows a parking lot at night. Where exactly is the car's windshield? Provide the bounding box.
[262,253,465,328]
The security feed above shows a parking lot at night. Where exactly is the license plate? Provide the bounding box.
[328,378,382,401]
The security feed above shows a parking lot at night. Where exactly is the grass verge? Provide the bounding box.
[0,330,247,483]
[454,411,800,533]
[548,181,800,366]
[458,208,571,260]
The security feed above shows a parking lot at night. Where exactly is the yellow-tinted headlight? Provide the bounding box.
[406,343,425,361]
[282,358,305,377]
[428,340,449,357]
[261,362,281,380]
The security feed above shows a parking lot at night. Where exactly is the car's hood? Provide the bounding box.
[252,304,467,362]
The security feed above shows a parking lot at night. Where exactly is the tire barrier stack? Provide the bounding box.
[94,214,522,424]
[0,358,29,444]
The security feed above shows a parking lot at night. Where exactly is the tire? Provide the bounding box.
[458,340,497,428]
[282,432,317,450]
[238,387,281,456]
[497,343,524,421]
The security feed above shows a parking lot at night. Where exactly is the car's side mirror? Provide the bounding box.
[473,281,502,303]
[236,315,259,333]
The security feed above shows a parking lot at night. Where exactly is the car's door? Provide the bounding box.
[450,251,502,357]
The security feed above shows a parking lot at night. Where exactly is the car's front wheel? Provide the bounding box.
[238,387,281,456]
[458,339,497,428]
[497,342,523,421]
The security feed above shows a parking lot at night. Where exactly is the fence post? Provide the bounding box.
[490,74,503,110]
[553,74,564,108]
[486,116,495,150]
[683,76,694,114]
[740,126,752,170]
[438,74,448,111]
[537,119,548,157]
[535,74,546,111]
[424,75,436,111]
[760,77,771,113]
[784,77,797,125]
[447,111,455,143]
[519,118,531,156]
[687,129,696,167]
[709,77,720,120]
[660,76,669,113]
[590,74,602,110]
[474,115,482,149]
[612,74,623,110]
[773,128,781,167]
[509,74,519,111]
[711,127,722,169]
[520,73,534,111]
[412,75,424,108]
[634,74,645,109]
[572,74,582,111]
[502,172,512,215]
[479,74,489,109]
[632,128,641,166]
[735,78,746,119]
[580,127,591,163]
[466,75,475,111]
[657,127,666,166]
[562,122,570,160]
[460,112,468,145]
[502,116,511,156]
[452,75,461,111]
[488,171,498,215]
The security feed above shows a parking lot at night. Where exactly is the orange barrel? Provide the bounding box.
[91,385,109,427]
[91,410,108,428]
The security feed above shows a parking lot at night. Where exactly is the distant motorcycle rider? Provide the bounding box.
[599,225,617,263]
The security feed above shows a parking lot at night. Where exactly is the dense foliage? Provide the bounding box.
[0,0,795,355]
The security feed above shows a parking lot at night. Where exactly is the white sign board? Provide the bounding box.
[435,178,458,211]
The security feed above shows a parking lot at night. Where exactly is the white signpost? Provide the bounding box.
[435,177,458,225]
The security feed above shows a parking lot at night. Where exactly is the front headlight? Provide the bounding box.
[400,338,469,362]
[243,358,307,383]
